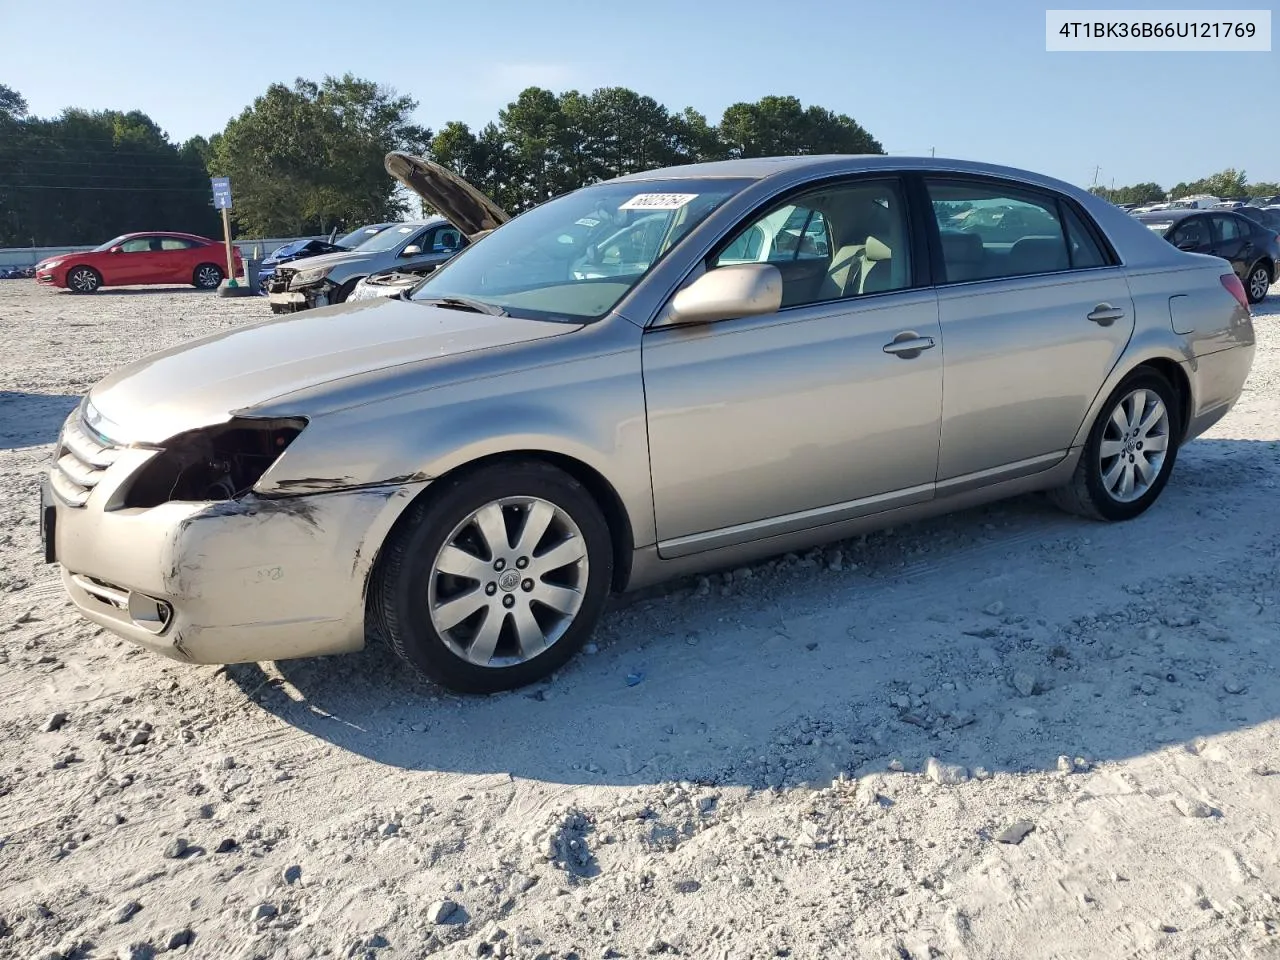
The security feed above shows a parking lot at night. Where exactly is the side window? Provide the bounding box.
[927,179,1069,282]
[1170,217,1210,247]
[159,237,194,251]
[1061,205,1108,268]
[119,237,152,253]
[1212,215,1243,242]
[431,227,462,252]
[712,179,911,308]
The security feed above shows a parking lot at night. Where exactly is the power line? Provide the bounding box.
[0,183,209,192]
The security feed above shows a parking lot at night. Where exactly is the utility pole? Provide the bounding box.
[930,146,935,157]
[1091,165,1101,189]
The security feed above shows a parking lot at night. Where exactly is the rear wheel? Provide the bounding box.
[67,266,101,293]
[193,263,223,289]
[1048,368,1181,522]
[373,461,613,693]
[1246,262,1271,304]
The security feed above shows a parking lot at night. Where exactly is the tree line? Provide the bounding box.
[0,77,881,245]
[8,72,1273,247]
[1090,168,1280,206]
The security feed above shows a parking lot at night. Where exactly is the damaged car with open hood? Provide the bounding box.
[42,151,1255,693]
[264,209,471,313]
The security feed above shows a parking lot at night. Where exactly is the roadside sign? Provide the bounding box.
[210,177,237,286]
[211,176,232,210]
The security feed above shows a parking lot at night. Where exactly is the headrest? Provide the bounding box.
[864,236,892,261]
[939,231,983,263]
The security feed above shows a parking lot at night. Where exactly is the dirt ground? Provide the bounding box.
[2,278,1279,960]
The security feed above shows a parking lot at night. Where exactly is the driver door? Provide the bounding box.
[642,177,943,557]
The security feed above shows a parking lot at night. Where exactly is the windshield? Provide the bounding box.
[337,223,392,249]
[410,178,752,321]
[354,223,422,253]
[92,235,130,252]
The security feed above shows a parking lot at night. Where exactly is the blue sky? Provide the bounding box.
[4,0,1275,190]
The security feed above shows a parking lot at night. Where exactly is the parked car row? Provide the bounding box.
[0,264,36,279]
[1133,208,1278,304]
[255,222,397,293]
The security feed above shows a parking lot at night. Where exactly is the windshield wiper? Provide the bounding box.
[418,296,507,316]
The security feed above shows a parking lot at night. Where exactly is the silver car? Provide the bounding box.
[43,153,1256,693]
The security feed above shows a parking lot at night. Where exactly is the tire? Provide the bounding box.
[332,277,361,304]
[193,263,223,290]
[1246,262,1271,304]
[1048,367,1182,522]
[66,266,101,294]
[373,460,613,693]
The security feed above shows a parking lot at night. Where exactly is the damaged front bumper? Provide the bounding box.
[47,472,426,664]
[265,275,333,313]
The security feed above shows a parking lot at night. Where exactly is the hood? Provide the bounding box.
[275,248,377,275]
[266,239,342,265]
[86,297,579,446]
[385,152,510,240]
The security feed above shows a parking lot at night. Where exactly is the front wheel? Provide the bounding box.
[373,461,613,693]
[1048,368,1181,522]
[66,266,101,293]
[193,263,224,289]
[1246,263,1271,304]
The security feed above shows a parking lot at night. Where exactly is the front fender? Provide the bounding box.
[253,336,657,548]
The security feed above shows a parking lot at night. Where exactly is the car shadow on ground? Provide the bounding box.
[0,391,80,449]
[225,435,1280,789]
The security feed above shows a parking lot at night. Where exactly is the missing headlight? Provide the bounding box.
[122,417,307,508]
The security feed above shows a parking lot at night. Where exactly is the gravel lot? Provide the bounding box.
[2,278,1280,960]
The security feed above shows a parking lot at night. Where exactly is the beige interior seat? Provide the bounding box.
[857,236,893,293]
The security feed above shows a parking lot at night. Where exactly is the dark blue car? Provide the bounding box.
[257,223,397,293]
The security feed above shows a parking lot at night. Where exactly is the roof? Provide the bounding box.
[1132,209,1200,222]
[605,155,1089,191]
[117,231,218,241]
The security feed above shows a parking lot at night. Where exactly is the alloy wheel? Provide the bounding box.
[69,268,98,293]
[196,265,222,289]
[1249,266,1270,302]
[1098,387,1170,503]
[427,496,589,667]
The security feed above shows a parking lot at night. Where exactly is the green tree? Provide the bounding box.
[718,95,883,158]
[1091,182,1165,205]
[0,93,217,246]
[0,82,27,119]
[208,74,429,236]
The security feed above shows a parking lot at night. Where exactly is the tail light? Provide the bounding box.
[1220,273,1249,309]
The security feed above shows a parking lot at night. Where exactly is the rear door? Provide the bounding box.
[157,236,200,282]
[1209,214,1250,279]
[922,176,1136,484]
[1167,215,1214,255]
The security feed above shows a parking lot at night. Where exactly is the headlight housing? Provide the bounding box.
[43,259,64,270]
[290,266,328,287]
[120,417,307,508]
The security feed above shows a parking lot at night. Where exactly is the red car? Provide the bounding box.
[34,232,242,293]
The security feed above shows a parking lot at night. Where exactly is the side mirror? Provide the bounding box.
[1175,240,1198,251]
[401,244,422,257]
[656,263,783,327]
[109,246,122,254]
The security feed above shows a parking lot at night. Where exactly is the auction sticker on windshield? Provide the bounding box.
[619,193,699,211]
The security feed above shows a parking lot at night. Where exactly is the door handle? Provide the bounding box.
[1087,304,1125,326]
[882,332,936,358]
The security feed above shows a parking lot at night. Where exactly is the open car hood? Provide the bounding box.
[385,152,510,241]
